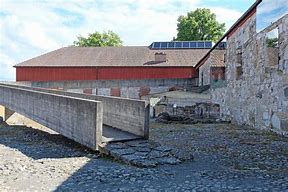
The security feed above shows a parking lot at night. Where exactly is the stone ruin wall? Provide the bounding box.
[211,14,288,135]
[199,58,211,86]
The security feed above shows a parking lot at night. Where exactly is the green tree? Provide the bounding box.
[176,8,225,42]
[266,37,278,48]
[73,30,123,47]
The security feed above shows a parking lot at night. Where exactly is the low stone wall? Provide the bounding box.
[155,103,220,119]
[17,78,198,99]
[28,78,197,90]
[1,83,149,139]
[0,84,103,150]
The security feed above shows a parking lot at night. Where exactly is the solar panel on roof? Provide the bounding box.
[183,42,189,48]
[149,41,213,49]
[216,42,226,49]
[161,42,168,48]
[190,42,196,48]
[168,42,174,48]
[198,42,204,48]
[175,42,182,48]
[205,42,212,48]
[154,42,160,48]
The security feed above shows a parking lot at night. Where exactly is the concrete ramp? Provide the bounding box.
[0,83,150,151]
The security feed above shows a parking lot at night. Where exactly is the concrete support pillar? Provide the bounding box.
[0,105,15,121]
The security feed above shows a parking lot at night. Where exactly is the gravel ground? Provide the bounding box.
[0,121,287,192]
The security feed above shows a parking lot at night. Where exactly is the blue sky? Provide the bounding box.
[0,0,255,81]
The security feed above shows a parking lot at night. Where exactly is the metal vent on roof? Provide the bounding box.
[216,42,227,49]
[149,41,213,49]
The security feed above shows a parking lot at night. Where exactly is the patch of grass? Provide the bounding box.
[239,140,270,145]
[198,144,228,153]
[261,130,288,142]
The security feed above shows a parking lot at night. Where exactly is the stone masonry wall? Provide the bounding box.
[211,14,288,135]
[199,58,211,86]
[29,78,198,100]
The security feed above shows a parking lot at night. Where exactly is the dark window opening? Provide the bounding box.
[265,28,279,68]
[236,47,243,80]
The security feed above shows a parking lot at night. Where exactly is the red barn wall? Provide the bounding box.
[211,67,225,81]
[16,67,98,81]
[16,67,198,82]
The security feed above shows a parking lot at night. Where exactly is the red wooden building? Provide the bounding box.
[15,43,210,82]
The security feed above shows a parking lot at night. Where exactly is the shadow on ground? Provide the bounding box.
[1,121,288,191]
[0,123,94,159]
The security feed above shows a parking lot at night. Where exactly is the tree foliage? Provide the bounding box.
[266,37,278,48]
[73,30,123,47]
[176,8,225,42]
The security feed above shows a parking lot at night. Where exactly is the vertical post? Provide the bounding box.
[0,105,4,122]
[0,105,15,121]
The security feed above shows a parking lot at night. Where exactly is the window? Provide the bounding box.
[236,47,243,80]
[284,87,288,98]
[265,28,279,68]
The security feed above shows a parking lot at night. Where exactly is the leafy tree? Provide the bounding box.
[73,30,123,47]
[266,37,278,48]
[175,8,225,42]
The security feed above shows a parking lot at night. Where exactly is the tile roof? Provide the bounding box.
[210,50,225,67]
[15,46,209,68]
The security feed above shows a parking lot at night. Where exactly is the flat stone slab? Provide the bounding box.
[100,140,182,167]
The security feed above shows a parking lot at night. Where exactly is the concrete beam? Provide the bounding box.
[0,84,103,150]
[1,83,150,139]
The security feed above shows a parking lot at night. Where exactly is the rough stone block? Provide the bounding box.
[284,87,288,98]
[131,159,158,168]
[109,148,136,157]
[121,154,146,163]
[98,88,110,96]
[111,87,120,97]
[156,157,181,165]
[271,112,288,131]
[148,150,170,158]
[83,88,92,94]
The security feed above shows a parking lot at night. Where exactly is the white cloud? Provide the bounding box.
[0,53,16,81]
[208,7,242,29]
[0,0,247,81]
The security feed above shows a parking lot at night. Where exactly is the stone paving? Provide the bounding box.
[100,140,181,167]
[0,121,288,191]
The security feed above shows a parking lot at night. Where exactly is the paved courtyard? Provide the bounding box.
[0,120,287,191]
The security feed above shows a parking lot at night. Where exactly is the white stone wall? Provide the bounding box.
[199,58,211,86]
[211,14,288,135]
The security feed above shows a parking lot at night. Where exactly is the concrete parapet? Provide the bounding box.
[0,84,103,150]
[0,83,150,139]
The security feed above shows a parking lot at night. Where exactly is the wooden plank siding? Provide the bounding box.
[16,67,198,81]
